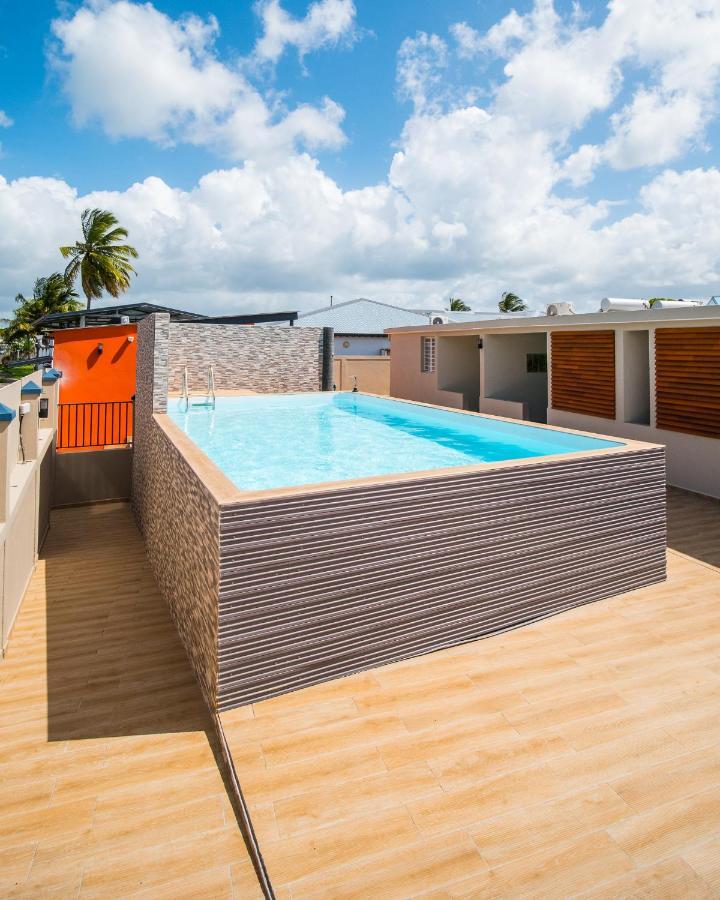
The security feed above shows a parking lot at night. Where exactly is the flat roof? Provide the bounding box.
[36,302,298,329]
[385,305,720,335]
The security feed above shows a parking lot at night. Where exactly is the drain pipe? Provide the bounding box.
[321,327,334,391]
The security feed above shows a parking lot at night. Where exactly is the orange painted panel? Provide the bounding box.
[53,324,137,404]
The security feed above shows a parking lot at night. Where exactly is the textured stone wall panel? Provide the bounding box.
[167,324,324,393]
[132,314,219,707]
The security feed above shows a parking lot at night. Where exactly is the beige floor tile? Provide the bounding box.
[263,806,420,885]
[491,830,633,897]
[577,857,716,899]
[609,787,720,866]
[682,835,720,892]
[612,746,720,812]
[273,761,441,837]
[289,831,488,900]
[470,785,629,868]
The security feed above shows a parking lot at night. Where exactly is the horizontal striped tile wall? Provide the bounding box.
[216,448,666,710]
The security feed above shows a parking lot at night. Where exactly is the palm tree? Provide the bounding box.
[2,274,81,357]
[449,297,470,312]
[60,208,138,309]
[498,291,527,313]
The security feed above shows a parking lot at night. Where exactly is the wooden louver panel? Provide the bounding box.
[551,331,616,419]
[655,327,720,439]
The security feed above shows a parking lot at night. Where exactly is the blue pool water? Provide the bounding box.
[167,393,622,492]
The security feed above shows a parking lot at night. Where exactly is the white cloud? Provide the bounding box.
[50,0,346,158]
[396,33,448,114]
[252,0,357,65]
[0,111,13,128]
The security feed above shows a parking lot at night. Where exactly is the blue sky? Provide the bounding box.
[0,0,719,315]
[2,0,538,192]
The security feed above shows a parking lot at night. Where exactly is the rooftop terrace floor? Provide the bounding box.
[222,487,720,899]
[0,502,262,898]
[2,491,719,898]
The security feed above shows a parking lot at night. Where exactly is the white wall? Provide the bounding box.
[437,336,480,410]
[335,335,389,356]
[623,330,650,425]
[482,332,548,422]
[0,374,57,654]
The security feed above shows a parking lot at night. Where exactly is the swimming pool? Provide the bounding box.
[167,392,622,492]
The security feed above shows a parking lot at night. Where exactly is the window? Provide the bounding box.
[526,353,547,373]
[421,337,436,373]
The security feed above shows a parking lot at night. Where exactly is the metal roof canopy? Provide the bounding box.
[35,302,298,329]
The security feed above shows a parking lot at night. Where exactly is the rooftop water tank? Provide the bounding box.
[652,299,705,309]
[600,298,648,312]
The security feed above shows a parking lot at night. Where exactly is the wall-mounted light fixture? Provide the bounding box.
[97,342,104,354]
[127,335,135,343]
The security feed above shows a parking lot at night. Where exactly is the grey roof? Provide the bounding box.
[296,299,430,334]
[296,298,509,333]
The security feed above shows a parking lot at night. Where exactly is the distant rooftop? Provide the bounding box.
[36,302,297,330]
[295,298,505,334]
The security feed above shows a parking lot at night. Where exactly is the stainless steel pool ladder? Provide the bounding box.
[181,367,190,410]
[181,365,216,409]
[207,366,216,409]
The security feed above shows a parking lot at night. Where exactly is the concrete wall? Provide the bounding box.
[390,333,464,409]
[54,448,131,506]
[482,332,548,422]
[216,445,666,708]
[335,335,388,356]
[167,323,325,394]
[333,356,391,394]
[0,373,57,655]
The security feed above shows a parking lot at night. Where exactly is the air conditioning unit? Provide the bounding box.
[546,302,576,317]
[430,313,450,325]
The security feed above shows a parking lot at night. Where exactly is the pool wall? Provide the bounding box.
[133,314,667,711]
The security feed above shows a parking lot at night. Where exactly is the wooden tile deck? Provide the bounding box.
[222,488,720,899]
[0,503,262,899]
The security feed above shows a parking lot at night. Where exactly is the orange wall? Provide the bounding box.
[53,324,137,403]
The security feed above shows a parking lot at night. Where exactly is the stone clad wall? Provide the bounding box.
[167,323,324,393]
[132,314,220,707]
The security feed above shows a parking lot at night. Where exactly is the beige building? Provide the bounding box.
[388,306,720,499]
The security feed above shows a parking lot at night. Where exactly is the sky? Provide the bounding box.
[0,0,719,318]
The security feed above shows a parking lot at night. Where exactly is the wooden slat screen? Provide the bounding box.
[655,327,720,439]
[551,331,616,419]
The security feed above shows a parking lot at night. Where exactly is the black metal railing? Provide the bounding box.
[57,400,134,450]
